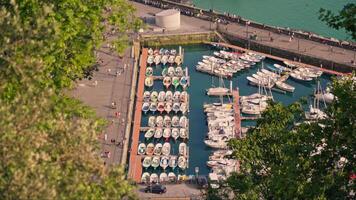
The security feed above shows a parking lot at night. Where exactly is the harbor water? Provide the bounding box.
[193,0,354,41]
[140,44,332,177]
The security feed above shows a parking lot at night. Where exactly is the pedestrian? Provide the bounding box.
[289,37,292,42]
[270,37,273,42]
[111,139,116,143]
[111,101,117,109]
[107,68,111,74]
[93,80,98,87]
[116,71,120,77]
[104,133,108,141]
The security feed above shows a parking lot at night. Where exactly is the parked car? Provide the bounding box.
[196,176,209,189]
[144,184,167,194]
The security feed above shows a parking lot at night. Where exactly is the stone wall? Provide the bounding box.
[140,32,217,46]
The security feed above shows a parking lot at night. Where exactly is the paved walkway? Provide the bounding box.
[136,183,203,200]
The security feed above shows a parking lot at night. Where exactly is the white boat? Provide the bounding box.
[164,102,172,113]
[160,156,169,169]
[172,77,180,88]
[138,143,146,155]
[172,102,180,114]
[178,156,187,170]
[154,55,161,65]
[147,55,154,65]
[207,87,230,96]
[157,102,165,113]
[180,76,189,89]
[290,72,313,81]
[145,77,154,87]
[180,91,188,103]
[145,128,155,139]
[274,64,291,72]
[167,66,175,77]
[142,102,150,114]
[204,138,228,149]
[175,66,184,76]
[173,91,181,102]
[141,172,150,183]
[146,67,153,76]
[179,128,188,139]
[168,55,175,65]
[163,115,171,127]
[146,143,154,156]
[163,128,171,139]
[158,91,166,102]
[180,103,188,114]
[163,77,171,89]
[150,173,159,183]
[315,87,335,103]
[305,105,327,120]
[162,142,171,156]
[148,116,156,127]
[168,172,176,182]
[179,143,187,156]
[171,128,179,140]
[161,55,168,65]
[151,157,160,169]
[165,91,173,102]
[142,157,152,168]
[154,128,163,139]
[150,91,158,102]
[169,156,178,169]
[275,81,295,92]
[170,49,177,55]
[162,67,168,76]
[159,172,168,182]
[143,91,151,102]
[179,116,188,128]
[241,104,267,115]
[148,48,154,55]
[172,116,179,127]
[153,143,163,156]
[149,102,157,113]
[156,116,163,127]
[175,55,182,65]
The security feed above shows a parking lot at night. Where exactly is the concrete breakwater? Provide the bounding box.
[140,31,217,46]
[132,0,356,51]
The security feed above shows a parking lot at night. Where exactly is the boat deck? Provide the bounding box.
[232,89,241,138]
[128,48,148,182]
[208,42,349,76]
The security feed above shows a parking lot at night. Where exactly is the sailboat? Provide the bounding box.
[142,157,152,168]
[157,102,165,113]
[172,77,180,88]
[179,143,187,156]
[172,116,179,127]
[138,143,146,155]
[180,103,188,114]
[154,54,161,65]
[275,80,295,92]
[161,55,168,65]
[180,76,188,89]
[148,116,156,127]
[163,77,171,89]
[145,128,155,139]
[179,116,188,128]
[153,143,163,156]
[143,91,151,102]
[165,91,173,102]
[150,173,159,183]
[171,128,179,140]
[169,156,178,169]
[173,91,181,102]
[179,128,188,139]
[175,66,184,76]
[149,102,157,113]
[146,67,153,76]
[142,102,150,114]
[167,67,175,77]
[151,157,160,169]
[155,116,164,127]
[180,91,188,103]
[163,128,171,139]
[158,91,166,102]
[145,77,154,87]
[164,102,172,114]
[172,102,180,114]
[163,115,171,127]
[178,156,187,170]
[305,81,327,121]
[154,128,163,139]
[175,55,182,65]
[146,143,154,156]
[141,172,150,183]
[162,142,171,156]
[160,172,168,182]
[150,91,158,102]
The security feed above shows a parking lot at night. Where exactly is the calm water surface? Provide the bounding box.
[193,0,354,41]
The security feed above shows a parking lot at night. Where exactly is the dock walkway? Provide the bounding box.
[128,48,148,182]
[232,89,241,138]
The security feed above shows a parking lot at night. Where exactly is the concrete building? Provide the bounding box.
[155,9,180,30]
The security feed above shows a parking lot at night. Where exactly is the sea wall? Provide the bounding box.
[140,31,217,46]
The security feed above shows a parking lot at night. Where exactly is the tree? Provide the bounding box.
[0,0,141,199]
[209,75,355,199]
[319,3,356,40]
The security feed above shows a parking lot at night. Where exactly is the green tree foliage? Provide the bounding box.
[319,3,356,40]
[0,0,141,199]
[209,76,355,199]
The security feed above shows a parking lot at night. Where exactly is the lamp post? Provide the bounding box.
[246,20,251,49]
[195,167,199,183]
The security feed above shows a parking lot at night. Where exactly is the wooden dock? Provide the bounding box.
[208,42,349,76]
[232,89,242,138]
[128,48,148,182]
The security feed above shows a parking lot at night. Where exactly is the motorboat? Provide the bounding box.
[150,91,158,102]
[171,128,179,140]
[180,103,188,114]
[163,128,171,139]
[241,103,267,115]
[165,91,173,102]
[179,128,188,139]
[163,77,171,89]
[154,54,161,65]
[178,156,187,170]
[207,87,230,96]
[149,102,157,113]
[148,48,153,55]
[147,55,154,65]
[180,76,188,89]
[179,143,187,156]
[148,116,156,127]
[204,138,228,149]
[290,72,313,81]
[167,66,175,77]
[162,67,168,76]
[142,102,150,114]
[275,81,295,92]
[162,142,171,156]
[274,64,291,72]
[143,91,151,102]
[153,143,163,156]
[169,156,178,169]
[161,55,168,65]
[141,172,150,183]
[175,66,184,76]
[158,91,166,102]
[159,172,168,182]
[138,143,146,155]
[163,115,171,127]
[175,55,182,65]
[180,91,188,103]
[173,91,181,102]
[170,49,177,55]
[146,67,153,76]
[172,77,180,88]
[145,128,155,139]
[168,55,175,65]
[154,128,163,139]
[142,157,152,168]
[153,49,159,55]
[164,102,172,114]
[179,116,188,128]
[168,172,176,182]
[172,102,180,114]
[145,77,154,87]
[146,143,154,156]
[151,157,160,169]
[155,116,164,127]
[157,102,165,113]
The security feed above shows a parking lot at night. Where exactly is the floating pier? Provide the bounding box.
[232,89,242,138]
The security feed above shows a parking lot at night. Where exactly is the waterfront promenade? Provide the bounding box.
[132,1,355,71]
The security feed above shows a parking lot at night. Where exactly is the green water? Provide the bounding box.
[140,44,332,177]
[193,0,353,41]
